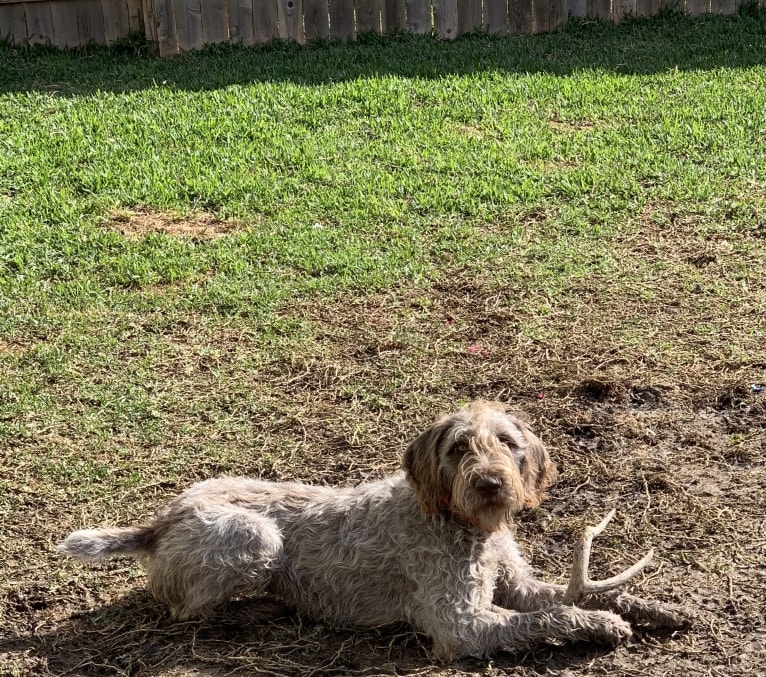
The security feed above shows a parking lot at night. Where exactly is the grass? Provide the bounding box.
[1,10,766,677]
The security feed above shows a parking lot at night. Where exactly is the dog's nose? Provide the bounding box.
[476,476,503,494]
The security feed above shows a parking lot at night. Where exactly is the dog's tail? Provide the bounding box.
[57,524,156,561]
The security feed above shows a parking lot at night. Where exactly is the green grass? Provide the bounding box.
[0,26,764,473]
[1,12,765,475]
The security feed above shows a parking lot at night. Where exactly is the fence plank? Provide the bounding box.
[76,0,106,44]
[304,0,330,40]
[568,0,586,15]
[433,0,457,38]
[102,0,129,42]
[549,0,567,28]
[26,1,55,44]
[611,0,635,19]
[685,0,709,13]
[254,0,279,43]
[226,0,239,41]
[534,0,551,31]
[510,0,535,33]
[405,0,429,33]
[633,0,659,15]
[0,3,26,42]
[50,0,83,45]
[329,0,355,40]
[243,0,256,43]
[174,0,198,50]
[151,0,179,55]
[128,0,143,31]
[8,3,28,42]
[382,0,406,30]
[143,0,157,47]
[356,0,381,33]
[458,0,482,33]
[484,0,508,35]
[710,0,736,12]
[201,0,229,43]
[278,0,304,41]
[587,0,611,19]
[229,0,255,44]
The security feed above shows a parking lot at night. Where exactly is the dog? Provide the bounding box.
[58,400,688,660]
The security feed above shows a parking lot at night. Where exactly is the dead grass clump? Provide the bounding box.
[547,116,599,134]
[104,207,241,241]
[0,339,28,356]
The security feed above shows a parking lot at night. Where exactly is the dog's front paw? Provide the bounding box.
[581,610,633,647]
[551,606,632,647]
[643,602,694,629]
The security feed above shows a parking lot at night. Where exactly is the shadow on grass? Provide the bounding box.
[1,10,766,95]
[1,586,625,676]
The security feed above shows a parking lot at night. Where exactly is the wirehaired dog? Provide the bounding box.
[58,401,688,660]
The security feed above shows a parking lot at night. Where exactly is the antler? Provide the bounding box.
[563,509,654,605]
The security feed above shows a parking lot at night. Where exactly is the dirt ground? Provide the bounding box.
[2,266,765,676]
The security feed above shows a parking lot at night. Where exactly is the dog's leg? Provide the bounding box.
[492,535,689,629]
[494,573,565,611]
[491,534,566,611]
[495,573,689,629]
[147,505,283,620]
[578,590,692,629]
[418,604,632,661]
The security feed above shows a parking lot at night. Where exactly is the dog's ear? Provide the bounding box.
[402,419,449,515]
[513,417,557,508]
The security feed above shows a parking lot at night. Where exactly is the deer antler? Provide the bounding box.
[563,509,654,605]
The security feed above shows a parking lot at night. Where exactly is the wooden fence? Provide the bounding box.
[0,0,760,55]
[140,0,574,54]
[0,0,144,48]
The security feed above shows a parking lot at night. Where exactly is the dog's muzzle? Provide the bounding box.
[475,476,504,496]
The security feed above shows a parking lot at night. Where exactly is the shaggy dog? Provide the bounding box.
[59,401,688,660]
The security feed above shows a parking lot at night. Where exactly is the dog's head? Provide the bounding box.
[403,400,556,532]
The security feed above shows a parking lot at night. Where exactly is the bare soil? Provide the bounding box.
[1,252,764,675]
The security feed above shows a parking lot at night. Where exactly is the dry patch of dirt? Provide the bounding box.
[0,339,28,356]
[104,207,242,240]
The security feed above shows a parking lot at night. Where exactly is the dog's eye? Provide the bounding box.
[497,435,517,449]
[448,441,470,457]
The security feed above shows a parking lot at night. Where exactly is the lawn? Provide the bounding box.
[1,9,765,676]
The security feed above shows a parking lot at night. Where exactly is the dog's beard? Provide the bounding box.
[449,471,522,532]
[467,497,514,532]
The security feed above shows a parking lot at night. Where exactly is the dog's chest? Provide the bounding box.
[457,532,505,603]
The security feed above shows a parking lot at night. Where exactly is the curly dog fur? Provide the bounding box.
[58,400,688,660]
